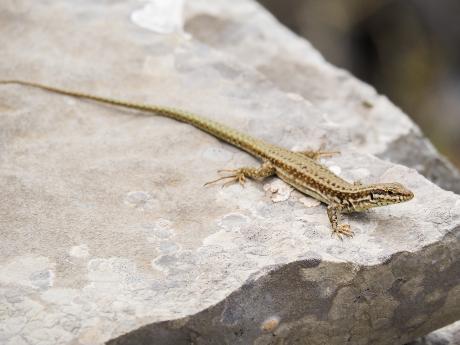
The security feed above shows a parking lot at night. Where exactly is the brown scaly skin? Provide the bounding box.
[0,80,414,238]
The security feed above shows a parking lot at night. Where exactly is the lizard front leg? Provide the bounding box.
[327,204,354,239]
[204,161,275,187]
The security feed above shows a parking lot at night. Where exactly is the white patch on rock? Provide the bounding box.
[263,179,293,202]
[41,288,80,305]
[131,0,185,34]
[151,251,197,275]
[123,191,156,210]
[328,165,342,175]
[286,93,304,102]
[204,212,253,251]
[143,218,175,241]
[215,183,263,210]
[0,256,55,289]
[69,244,90,258]
[298,196,321,208]
[217,213,250,231]
[158,241,180,254]
[86,258,140,289]
[203,229,239,250]
[151,256,170,274]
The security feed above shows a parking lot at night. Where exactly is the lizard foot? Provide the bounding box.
[204,162,275,188]
[331,224,354,240]
[203,169,247,188]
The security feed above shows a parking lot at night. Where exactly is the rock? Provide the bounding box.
[0,1,459,345]
[184,0,460,194]
[406,320,460,345]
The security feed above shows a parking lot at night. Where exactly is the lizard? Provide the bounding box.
[0,79,414,238]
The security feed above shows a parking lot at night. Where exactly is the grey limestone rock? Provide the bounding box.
[408,320,460,345]
[0,1,459,345]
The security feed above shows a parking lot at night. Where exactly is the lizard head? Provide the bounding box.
[352,182,414,211]
[364,182,414,208]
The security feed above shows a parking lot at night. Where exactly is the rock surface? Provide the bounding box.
[0,1,459,345]
[408,320,460,345]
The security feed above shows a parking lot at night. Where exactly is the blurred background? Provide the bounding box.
[257,0,460,169]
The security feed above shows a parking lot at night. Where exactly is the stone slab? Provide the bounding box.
[0,1,459,345]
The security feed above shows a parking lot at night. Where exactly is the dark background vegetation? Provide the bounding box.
[258,0,460,169]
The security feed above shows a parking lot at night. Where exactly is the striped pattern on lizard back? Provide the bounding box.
[256,147,354,205]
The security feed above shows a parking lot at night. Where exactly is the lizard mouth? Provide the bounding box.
[399,187,414,202]
[381,182,414,203]
[366,183,414,207]
[404,190,414,201]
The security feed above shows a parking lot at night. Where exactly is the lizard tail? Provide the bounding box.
[0,79,267,157]
[0,79,177,115]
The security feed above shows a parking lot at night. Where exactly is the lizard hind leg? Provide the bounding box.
[204,161,275,188]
